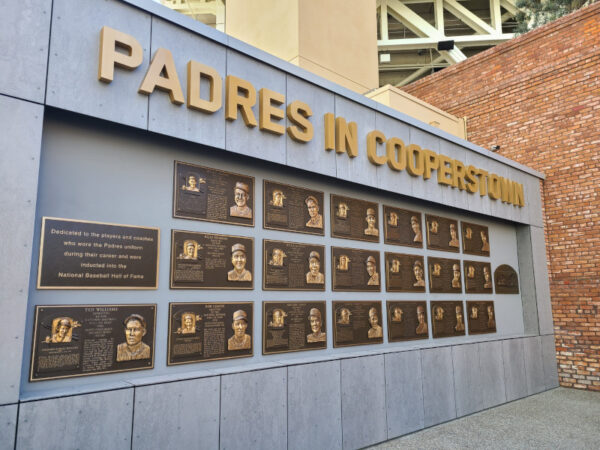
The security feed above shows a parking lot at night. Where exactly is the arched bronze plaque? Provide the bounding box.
[494,264,519,294]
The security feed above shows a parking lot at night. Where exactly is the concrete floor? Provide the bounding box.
[369,388,600,450]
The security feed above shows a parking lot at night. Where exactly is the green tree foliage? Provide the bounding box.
[514,0,595,33]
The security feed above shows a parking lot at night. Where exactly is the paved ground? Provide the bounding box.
[369,387,600,450]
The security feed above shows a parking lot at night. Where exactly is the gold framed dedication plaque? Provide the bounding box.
[463,261,493,294]
[466,301,496,335]
[330,194,379,242]
[461,222,490,257]
[173,161,255,227]
[431,301,467,338]
[30,304,156,381]
[428,257,463,294]
[263,240,325,291]
[332,247,381,292]
[263,301,327,354]
[170,230,253,289]
[385,253,426,292]
[333,301,384,347]
[168,302,253,365]
[383,206,423,248]
[494,264,520,294]
[263,180,325,235]
[387,301,429,341]
[37,217,159,289]
[425,214,460,253]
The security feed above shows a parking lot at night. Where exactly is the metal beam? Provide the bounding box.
[500,0,519,16]
[434,0,445,33]
[378,33,514,50]
[396,55,447,86]
[443,0,497,35]
[380,1,389,41]
[490,0,503,32]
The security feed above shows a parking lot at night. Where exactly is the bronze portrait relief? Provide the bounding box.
[431,301,466,338]
[331,194,379,242]
[387,301,429,342]
[263,240,326,291]
[466,301,497,334]
[333,301,384,347]
[332,247,381,292]
[385,253,426,292]
[428,257,463,293]
[461,222,491,256]
[463,261,494,293]
[426,214,460,253]
[116,314,151,362]
[383,206,423,248]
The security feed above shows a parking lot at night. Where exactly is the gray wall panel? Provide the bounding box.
[0,404,17,450]
[384,350,424,438]
[541,334,559,389]
[524,336,546,395]
[374,112,413,195]
[341,355,387,450]
[0,96,44,405]
[517,225,540,335]
[422,347,456,427]
[132,377,220,450]
[452,343,484,416]
[502,338,528,401]
[530,226,554,334]
[220,368,287,450]
[478,341,507,409]
[288,361,342,450]
[16,388,133,450]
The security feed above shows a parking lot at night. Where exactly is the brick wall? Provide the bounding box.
[403,3,600,390]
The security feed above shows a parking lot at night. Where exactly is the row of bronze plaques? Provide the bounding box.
[30,301,496,381]
[174,161,492,255]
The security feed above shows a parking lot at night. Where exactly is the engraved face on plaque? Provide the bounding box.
[426,215,460,253]
[171,230,253,289]
[174,161,254,226]
[431,301,466,338]
[383,206,423,248]
[494,264,520,294]
[263,240,325,290]
[463,261,494,293]
[330,195,379,242]
[428,257,463,293]
[30,304,156,381]
[333,301,383,347]
[263,301,327,354]
[332,247,381,291]
[466,301,496,334]
[385,253,426,292]
[387,301,429,341]
[263,181,325,235]
[168,303,253,365]
[461,222,491,256]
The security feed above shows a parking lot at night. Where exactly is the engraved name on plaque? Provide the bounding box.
[263,240,326,291]
[332,247,381,292]
[170,230,253,289]
[333,301,384,347]
[428,257,463,293]
[461,222,491,257]
[426,214,460,253]
[387,301,429,342]
[494,264,520,294]
[330,194,379,242]
[385,253,426,292]
[466,301,496,334]
[383,206,423,248]
[463,261,494,294]
[263,181,325,235]
[431,301,467,338]
[30,304,156,381]
[173,161,255,227]
[263,301,327,354]
[168,302,253,365]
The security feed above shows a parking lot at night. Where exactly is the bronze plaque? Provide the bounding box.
[461,222,490,256]
[263,301,327,354]
[463,261,493,294]
[332,247,381,292]
[170,230,253,289]
[383,206,423,248]
[173,161,255,227]
[387,301,429,341]
[428,257,463,294]
[385,253,426,293]
[263,240,325,291]
[168,302,253,365]
[466,301,497,334]
[333,301,384,347]
[431,301,466,338]
[330,194,379,242]
[263,180,325,235]
[425,214,460,253]
[30,304,155,381]
[37,217,159,289]
[494,264,520,294]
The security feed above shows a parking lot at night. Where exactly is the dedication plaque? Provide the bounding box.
[170,230,253,289]
[263,240,325,291]
[37,217,159,289]
[431,301,466,338]
[428,257,463,293]
[263,181,325,235]
[461,222,491,256]
[332,247,381,292]
[333,301,384,347]
[466,301,497,334]
[383,206,423,248]
[263,301,327,354]
[173,161,255,227]
[30,304,155,381]
[168,302,253,365]
[425,214,460,253]
[387,301,429,342]
[385,253,426,293]
[463,261,494,294]
[330,194,379,242]
[494,264,520,294]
